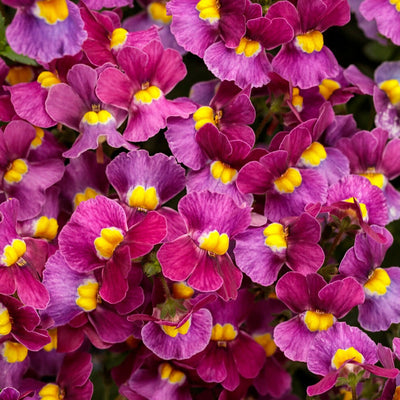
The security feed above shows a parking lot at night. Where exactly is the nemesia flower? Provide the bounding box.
[123,0,185,54]
[190,290,266,391]
[167,0,246,58]
[43,251,141,346]
[60,151,110,213]
[82,0,132,10]
[157,191,252,300]
[0,341,30,388]
[234,212,324,286]
[203,2,294,88]
[119,358,192,400]
[80,5,160,67]
[245,298,292,398]
[359,0,400,45]
[0,199,50,309]
[30,352,94,400]
[337,127,400,222]
[46,63,134,158]
[373,61,400,138]
[0,294,50,351]
[325,174,389,234]
[96,39,196,142]
[268,0,350,88]
[4,0,87,63]
[237,128,328,221]
[306,322,398,396]
[0,120,65,221]
[339,226,400,331]
[106,149,186,213]
[274,272,364,362]
[58,195,166,303]
[130,294,214,360]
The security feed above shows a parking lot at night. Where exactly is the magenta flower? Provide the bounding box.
[274,272,364,362]
[158,191,251,300]
[96,39,196,142]
[234,212,324,286]
[269,0,350,88]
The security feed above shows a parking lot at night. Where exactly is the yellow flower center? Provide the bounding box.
[148,2,172,24]
[31,127,45,149]
[379,79,400,105]
[263,223,287,251]
[1,239,26,267]
[37,71,61,88]
[128,185,159,211]
[73,187,99,209]
[274,167,302,194]
[0,306,12,336]
[161,319,191,338]
[110,28,128,49]
[172,282,195,299]
[192,106,222,130]
[210,161,237,184]
[254,333,277,357]
[76,280,99,312]
[82,110,113,125]
[235,37,262,58]
[292,87,303,112]
[295,30,324,54]
[34,216,59,241]
[2,341,28,363]
[196,0,220,23]
[319,79,341,100]
[43,329,58,352]
[34,0,69,25]
[6,66,34,85]
[304,310,335,332]
[331,347,364,370]
[39,383,65,400]
[159,363,186,384]
[343,197,368,220]
[134,83,162,105]
[300,142,327,167]
[211,323,237,346]
[3,159,28,184]
[364,268,391,296]
[390,0,400,12]
[94,227,124,260]
[359,169,386,189]
[199,230,229,256]
[393,386,400,400]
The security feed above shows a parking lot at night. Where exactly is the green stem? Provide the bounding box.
[325,228,345,265]
[351,384,357,400]
[159,273,171,298]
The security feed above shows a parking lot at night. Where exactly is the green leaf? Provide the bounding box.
[0,45,38,66]
[0,13,6,51]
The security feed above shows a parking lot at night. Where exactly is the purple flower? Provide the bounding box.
[4,0,87,63]
[234,212,324,286]
[306,322,398,396]
[158,191,251,300]
[274,272,364,362]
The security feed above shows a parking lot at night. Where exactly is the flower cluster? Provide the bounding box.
[0,0,400,398]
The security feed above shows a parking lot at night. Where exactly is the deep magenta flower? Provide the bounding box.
[158,191,251,300]
[58,195,166,304]
[269,0,350,88]
[96,39,196,142]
